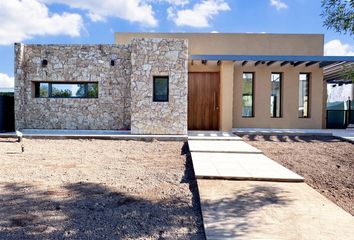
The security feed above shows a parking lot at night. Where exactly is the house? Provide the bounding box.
[14,33,354,134]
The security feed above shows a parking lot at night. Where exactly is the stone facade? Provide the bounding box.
[130,38,188,135]
[15,44,131,130]
[14,39,188,134]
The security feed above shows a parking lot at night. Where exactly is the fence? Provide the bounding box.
[0,95,15,132]
[326,100,353,129]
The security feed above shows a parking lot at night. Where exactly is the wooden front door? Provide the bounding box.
[188,72,220,130]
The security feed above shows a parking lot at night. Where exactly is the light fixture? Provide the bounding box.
[42,59,48,67]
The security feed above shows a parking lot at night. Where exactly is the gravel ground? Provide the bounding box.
[0,138,205,239]
[241,135,354,216]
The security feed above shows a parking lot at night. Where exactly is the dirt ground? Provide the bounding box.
[0,138,205,239]
[241,135,354,216]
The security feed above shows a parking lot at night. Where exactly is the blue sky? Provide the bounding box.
[0,0,353,88]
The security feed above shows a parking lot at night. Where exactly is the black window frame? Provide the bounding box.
[242,72,255,118]
[270,72,283,118]
[34,82,98,98]
[298,73,311,118]
[153,76,169,102]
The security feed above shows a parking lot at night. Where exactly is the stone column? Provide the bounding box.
[130,38,188,135]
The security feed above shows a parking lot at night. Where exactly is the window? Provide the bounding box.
[36,82,49,98]
[153,76,169,102]
[34,82,98,98]
[242,73,254,117]
[270,73,282,118]
[299,73,310,118]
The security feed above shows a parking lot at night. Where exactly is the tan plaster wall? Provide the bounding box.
[116,32,324,56]
[220,61,234,131]
[232,63,324,129]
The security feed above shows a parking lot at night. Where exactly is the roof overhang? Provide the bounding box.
[190,55,354,68]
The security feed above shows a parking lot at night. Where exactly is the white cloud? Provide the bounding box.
[167,0,230,27]
[0,74,14,89]
[166,0,189,5]
[324,40,354,56]
[150,0,189,5]
[0,0,84,45]
[41,0,158,26]
[270,0,288,10]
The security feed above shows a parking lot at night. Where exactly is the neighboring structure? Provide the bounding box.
[15,33,354,134]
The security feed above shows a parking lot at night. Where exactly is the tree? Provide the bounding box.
[321,0,354,35]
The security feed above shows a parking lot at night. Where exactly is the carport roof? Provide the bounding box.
[190,54,354,68]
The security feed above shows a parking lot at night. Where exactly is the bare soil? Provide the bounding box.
[241,135,354,216]
[0,138,205,239]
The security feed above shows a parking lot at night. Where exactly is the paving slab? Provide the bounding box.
[191,152,304,182]
[188,140,262,153]
[188,131,242,141]
[198,180,354,240]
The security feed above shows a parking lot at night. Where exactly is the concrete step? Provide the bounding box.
[188,140,262,154]
[188,131,242,141]
[346,124,354,130]
[191,152,304,182]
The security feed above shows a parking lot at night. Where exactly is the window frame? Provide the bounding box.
[153,76,169,102]
[270,72,283,118]
[34,82,98,99]
[298,73,311,118]
[242,72,255,118]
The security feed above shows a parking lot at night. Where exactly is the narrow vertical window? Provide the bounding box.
[270,73,282,118]
[299,73,310,118]
[153,76,169,102]
[242,73,254,117]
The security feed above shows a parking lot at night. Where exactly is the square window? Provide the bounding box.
[153,76,169,102]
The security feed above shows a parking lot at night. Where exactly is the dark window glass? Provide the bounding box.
[153,76,169,102]
[299,73,310,117]
[270,73,282,118]
[242,73,254,117]
[34,82,98,98]
[36,83,49,98]
[87,83,98,98]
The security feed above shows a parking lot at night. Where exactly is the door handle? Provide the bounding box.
[214,91,219,111]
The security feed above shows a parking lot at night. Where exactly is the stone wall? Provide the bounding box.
[130,38,188,134]
[15,44,131,130]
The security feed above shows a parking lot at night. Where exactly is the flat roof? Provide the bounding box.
[191,55,354,68]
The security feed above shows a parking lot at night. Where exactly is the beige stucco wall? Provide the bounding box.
[233,63,324,129]
[220,61,234,131]
[116,32,324,56]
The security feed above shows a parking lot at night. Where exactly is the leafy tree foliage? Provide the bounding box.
[321,0,354,35]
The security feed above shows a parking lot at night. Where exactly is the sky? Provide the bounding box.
[0,0,353,89]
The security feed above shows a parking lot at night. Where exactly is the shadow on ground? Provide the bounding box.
[202,184,292,238]
[239,134,343,143]
[0,142,205,239]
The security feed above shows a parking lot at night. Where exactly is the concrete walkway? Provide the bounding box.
[188,132,354,239]
[198,180,354,240]
[0,129,187,141]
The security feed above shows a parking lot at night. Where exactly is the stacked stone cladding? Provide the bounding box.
[15,44,131,130]
[130,38,188,134]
